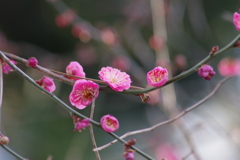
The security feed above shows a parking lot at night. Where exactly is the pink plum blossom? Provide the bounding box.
[123,151,135,160]
[72,114,90,132]
[2,60,16,74]
[147,66,168,87]
[36,76,56,93]
[218,57,240,76]
[66,61,86,81]
[198,65,215,80]
[69,79,99,109]
[233,11,240,31]
[98,66,131,92]
[26,57,38,67]
[100,114,119,132]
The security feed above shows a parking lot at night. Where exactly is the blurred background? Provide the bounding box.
[0,0,240,159]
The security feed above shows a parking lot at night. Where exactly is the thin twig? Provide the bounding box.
[89,99,101,160]
[1,145,27,160]
[94,76,232,151]
[0,51,154,160]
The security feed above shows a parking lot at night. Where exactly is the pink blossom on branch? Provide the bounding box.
[98,66,132,92]
[198,64,215,80]
[101,114,119,132]
[72,114,90,132]
[123,151,135,160]
[147,66,168,87]
[233,11,240,31]
[2,59,17,74]
[25,57,38,67]
[66,61,86,81]
[36,76,56,93]
[69,79,99,109]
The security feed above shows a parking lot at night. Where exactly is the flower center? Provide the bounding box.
[106,118,117,128]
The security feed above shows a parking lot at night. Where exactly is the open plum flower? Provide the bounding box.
[101,114,119,132]
[98,66,131,92]
[36,76,56,93]
[69,79,99,109]
[66,61,86,80]
[147,66,168,87]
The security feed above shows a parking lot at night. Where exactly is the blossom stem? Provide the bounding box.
[89,99,101,160]
[1,145,27,160]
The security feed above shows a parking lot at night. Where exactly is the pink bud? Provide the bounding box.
[0,136,10,145]
[72,115,90,132]
[26,57,38,67]
[233,11,240,31]
[123,151,135,160]
[198,65,215,80]
[66,61,86,81]
[147,66,168,87]
[101,115,119,132]
[2,59,17,74]
[36,76,56,93]
[209,46,219,55]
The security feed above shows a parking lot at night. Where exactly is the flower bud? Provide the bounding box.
[36,76,56,93]
[123,151,135,160]
[209,46,219,55]
[0,136,9,145]
[198,65,215,80]
[26,57,38,67]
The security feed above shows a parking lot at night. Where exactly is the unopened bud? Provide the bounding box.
[125,138,136,146]
[26,57,38,67]
[138,93,151,103]
[0,136,10,145]
[209,46,219,55]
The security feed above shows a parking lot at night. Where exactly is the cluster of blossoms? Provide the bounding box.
[1,55,218,135]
